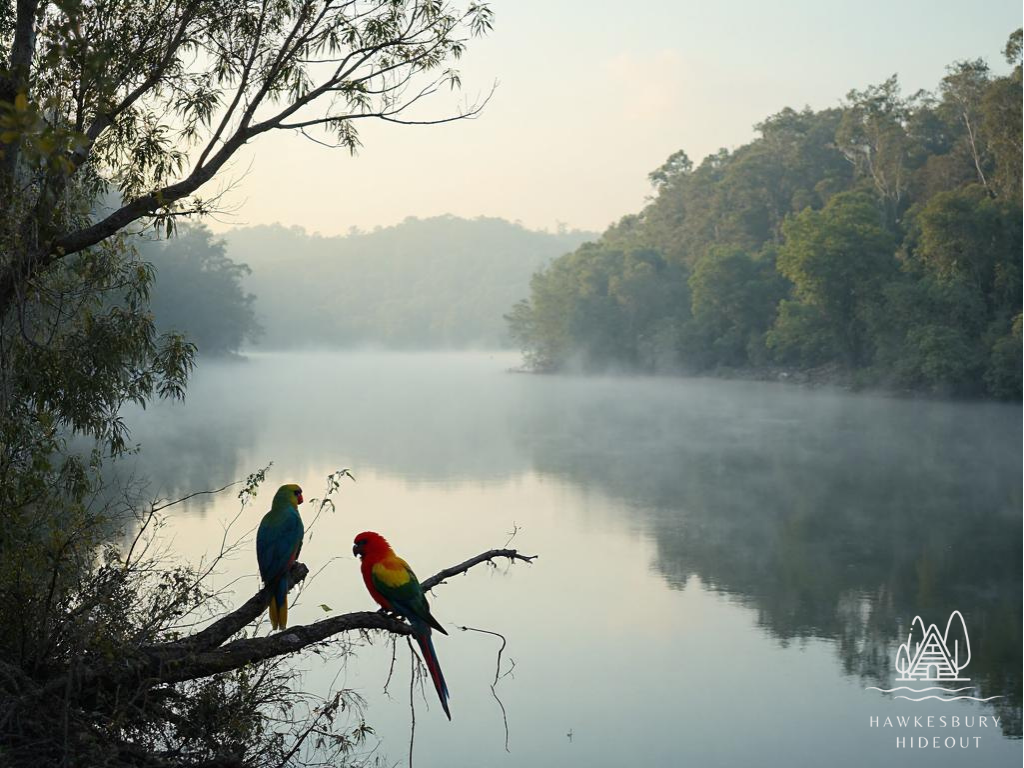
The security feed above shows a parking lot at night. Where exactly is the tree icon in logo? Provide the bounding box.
[895,611,971,681]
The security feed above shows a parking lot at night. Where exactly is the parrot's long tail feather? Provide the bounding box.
[267,596,283,630]
[268,579,289,630]
[416,631,451,720]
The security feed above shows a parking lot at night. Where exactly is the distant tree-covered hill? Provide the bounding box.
[226,216,594,349]
[141,225,261,356]
[508,31,1023,399]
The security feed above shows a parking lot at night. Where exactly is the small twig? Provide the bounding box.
[149,479,242,513]
[407,639,417,768]
[382,636,398,698]
[302,469,356,540]
[422,549,536,592]
[459,625,513,752]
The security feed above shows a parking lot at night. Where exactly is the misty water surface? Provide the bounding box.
[116,351,1022,767]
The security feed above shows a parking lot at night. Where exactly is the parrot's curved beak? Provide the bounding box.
[352,543,361,557]
[296,491,304,505]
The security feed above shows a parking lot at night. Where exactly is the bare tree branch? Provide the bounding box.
[170,547,534,656]
[24,544,534,729]
[137,549,533,686]
[421,548,536,592]
[154,610,411,684]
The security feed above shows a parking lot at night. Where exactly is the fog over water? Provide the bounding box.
[116,351,1022,767]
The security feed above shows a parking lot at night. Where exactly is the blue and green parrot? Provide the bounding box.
[256,483,305,630]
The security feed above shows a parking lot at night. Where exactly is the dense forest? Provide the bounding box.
[229,216,593,349]
[507,32,1023,399]
[140,225,261,355]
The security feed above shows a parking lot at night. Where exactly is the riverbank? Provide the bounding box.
[507,359,1015,402]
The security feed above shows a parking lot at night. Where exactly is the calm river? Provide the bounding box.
[116,351,1022,767]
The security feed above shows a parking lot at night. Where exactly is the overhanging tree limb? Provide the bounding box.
[171,547,532,655]
[46,548,535,695]
[155,611,410,684]
[0,0,496,314]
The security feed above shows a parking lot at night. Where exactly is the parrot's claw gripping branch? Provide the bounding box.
[286,562,309,591]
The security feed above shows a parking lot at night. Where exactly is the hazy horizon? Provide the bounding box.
[200,0,1022,239]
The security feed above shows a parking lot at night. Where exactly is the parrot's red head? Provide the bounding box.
[352,531,391,560]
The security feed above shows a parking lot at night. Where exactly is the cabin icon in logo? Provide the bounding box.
[895,611,971,682]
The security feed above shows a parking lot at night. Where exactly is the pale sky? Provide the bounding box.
[207,0,1022,237]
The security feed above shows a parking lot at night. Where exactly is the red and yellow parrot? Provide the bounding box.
[256,483,304,630]
[352,531,451,720]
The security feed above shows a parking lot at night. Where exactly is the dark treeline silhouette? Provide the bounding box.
[507,32,1023,399]
[228,216,594,350]
[139,224,261,355]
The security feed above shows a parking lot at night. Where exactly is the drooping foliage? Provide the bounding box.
[509,31,1023,398]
